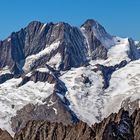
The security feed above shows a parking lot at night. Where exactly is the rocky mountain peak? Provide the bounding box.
[27,20,43,27]
[0,19,140,139]
[81,19,103,31]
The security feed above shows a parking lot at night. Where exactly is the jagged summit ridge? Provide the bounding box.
[0,20,88,75]
[0,19,140,74]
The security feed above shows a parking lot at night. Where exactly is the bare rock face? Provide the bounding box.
[81,19,108,59]
[14,121,95,140]
[0,21,52,71]
[0,129,13,140]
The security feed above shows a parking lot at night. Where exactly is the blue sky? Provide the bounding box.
[0,0,140,40]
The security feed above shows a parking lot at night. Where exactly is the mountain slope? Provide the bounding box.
[0,19,140,137]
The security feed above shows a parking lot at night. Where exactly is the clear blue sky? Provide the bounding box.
[0,0,140,40]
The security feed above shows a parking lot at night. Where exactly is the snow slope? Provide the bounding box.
[60,59,140,126]
[0,78,54,135]
[23,41,60,73]
[103,59,140,117]
[60,66,104,124]
[89,37,137,66]
[103,37,131,66]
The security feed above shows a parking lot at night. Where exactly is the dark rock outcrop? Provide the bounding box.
[94,60,127,89]
[136,42,140,53]
[92,109,134,140]
[128,38,140,60]
[18,70,56,87]
[0,73,14,84]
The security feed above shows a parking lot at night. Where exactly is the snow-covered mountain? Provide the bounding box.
[0,19,140,137]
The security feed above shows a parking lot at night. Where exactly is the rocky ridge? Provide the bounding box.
[0,109,139,140]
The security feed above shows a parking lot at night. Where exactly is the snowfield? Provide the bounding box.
[89,37,132,66]
[60,59,140,125]
[103,59,140,117]
[60,66,104,124]
[23,41,60,73]
[0,78,54,135]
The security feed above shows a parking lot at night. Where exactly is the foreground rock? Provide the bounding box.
[92,109,134,140]
[13,121,95,140]
[0,108,140,140]
[12,109,140,140]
